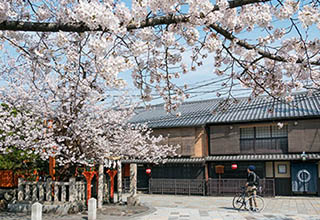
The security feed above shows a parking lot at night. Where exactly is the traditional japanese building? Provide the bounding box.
[126,91,320,196]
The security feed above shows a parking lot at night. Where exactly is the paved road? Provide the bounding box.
[1,194,320,220]
[136,194,320,220]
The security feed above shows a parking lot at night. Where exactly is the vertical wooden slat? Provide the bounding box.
[273,179,276,197]
[203,180,205,196]
[161,180,163,194]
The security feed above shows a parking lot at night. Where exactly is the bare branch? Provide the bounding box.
[209,24,320,66]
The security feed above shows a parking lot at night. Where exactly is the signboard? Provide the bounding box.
[215,165,224,174]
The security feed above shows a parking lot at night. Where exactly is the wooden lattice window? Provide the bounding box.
[240,125,288,154]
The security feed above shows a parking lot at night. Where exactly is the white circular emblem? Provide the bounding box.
[297,169,311,183]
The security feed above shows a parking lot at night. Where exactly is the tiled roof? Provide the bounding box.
[121,153,320,164]
[121,158,205,164]
[205,153,320,161]
[130,91,320,128]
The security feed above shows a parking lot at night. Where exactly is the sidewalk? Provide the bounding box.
[136,194,320,220]
[1,194,320,220]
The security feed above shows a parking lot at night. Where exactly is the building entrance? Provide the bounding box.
[291,163,318,194]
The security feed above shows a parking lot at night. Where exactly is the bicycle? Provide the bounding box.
[232,186,265,213]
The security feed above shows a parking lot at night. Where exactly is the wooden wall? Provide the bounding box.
[288,119,320,153]
[209,119,320,155]
[275,178,292,196]
[152,127,207,157]
[209,125,240,155]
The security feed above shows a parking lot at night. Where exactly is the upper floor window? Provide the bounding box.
[240,125,288,154]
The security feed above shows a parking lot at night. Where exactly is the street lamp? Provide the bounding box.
[301,151,307,161]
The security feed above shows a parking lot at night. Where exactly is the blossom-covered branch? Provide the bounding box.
[0,0,319,112]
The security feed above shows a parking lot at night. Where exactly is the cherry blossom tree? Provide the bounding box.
[0,0,319,112]
[0,68,178,167]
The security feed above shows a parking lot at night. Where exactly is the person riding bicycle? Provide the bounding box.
[246,165,258,211]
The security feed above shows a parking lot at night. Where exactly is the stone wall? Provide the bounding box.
[0,188,16,211]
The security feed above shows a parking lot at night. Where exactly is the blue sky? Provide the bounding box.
[117,0,319,106]
[1,0,318,106]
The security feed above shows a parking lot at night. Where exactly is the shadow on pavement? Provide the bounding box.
[219,206,238,211]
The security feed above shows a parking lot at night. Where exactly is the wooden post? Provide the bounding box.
[204,163,209,182]
[106,169,117,203]
[49,157,56,181]
[117,161,123,204]
[83,171,96,205]
[218,174,221,194]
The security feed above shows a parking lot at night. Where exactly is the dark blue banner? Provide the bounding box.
[291,163,317,193]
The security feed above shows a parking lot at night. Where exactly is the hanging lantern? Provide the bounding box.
[231,164,238,170]
[146,168,151,175]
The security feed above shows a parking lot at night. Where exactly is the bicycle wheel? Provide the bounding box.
[246,195,265,213]
[232,194,244,210]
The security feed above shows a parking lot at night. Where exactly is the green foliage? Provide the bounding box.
[0,147,44,170]
[0,103,46,171]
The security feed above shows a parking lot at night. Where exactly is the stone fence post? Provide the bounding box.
[69,177,76,202]
[127,163,140,206]
[88,198,97,220]
[31,202,42,220]
[17,178,24,201]
[129,163,137,197]
[117,161,122,204]
[97,164,104,209]
[45,178,52,202]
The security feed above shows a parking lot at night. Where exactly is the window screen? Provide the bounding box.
[240,127,254,139]
[256,126,271,138]
[240,124,288,154]
[272,125,288,137]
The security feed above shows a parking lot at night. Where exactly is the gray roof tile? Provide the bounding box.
[121,153,320,164]
[206,153,320,161]
[130,91,320,128]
